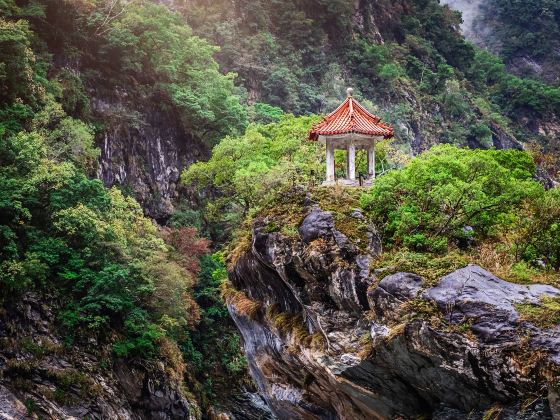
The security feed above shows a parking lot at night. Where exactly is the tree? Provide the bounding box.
[360,145,542,252]
[182,114,322,236]
[99,1,247,145]
[509,187,560,270]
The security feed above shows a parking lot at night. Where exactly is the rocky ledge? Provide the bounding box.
[227,205,560,419]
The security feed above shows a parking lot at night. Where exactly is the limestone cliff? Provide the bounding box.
[227,198,560,419]
[92,90,206,221]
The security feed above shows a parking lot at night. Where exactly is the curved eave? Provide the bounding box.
[309,129,394,141]
[308,96,394,141]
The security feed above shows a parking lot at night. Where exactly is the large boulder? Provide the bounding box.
[426,265,560,345]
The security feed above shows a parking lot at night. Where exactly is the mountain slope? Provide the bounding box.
[2,0,247,220]
[183,0,560,175]
[0,2,253,416]
[443,0,560,85]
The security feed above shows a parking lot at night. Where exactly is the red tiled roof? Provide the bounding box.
[309,95,394,140]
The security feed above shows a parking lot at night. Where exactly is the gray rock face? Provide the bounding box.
[426,265,560,364]
[0,293,199,420]
[427,265,560,342]
[0,385,27,420]
[299,208,335,243]
[93,92,206,221]
[210,388,277,420]
[229,210,560,419]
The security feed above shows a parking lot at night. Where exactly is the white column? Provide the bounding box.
[346,142,356,181]
[367,143,375,179]
[326,141,335,183]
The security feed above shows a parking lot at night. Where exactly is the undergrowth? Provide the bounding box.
[515,296,560,329]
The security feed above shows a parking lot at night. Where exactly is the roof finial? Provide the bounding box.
[347,87,354,97]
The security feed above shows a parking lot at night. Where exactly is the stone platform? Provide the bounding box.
[322,178,374,187]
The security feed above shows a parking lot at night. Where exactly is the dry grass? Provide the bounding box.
[312,185,361,211]
[45,368,101,398]
[468,241,559,286]
[5,359,38,376]
[266,304,313,347]
[373,241,559,290]
[357,332,373,359]
[309,332,326,351]
[306,238,329,254]
[221,282,262,320]
[385,322,407,343]
[260,189,308,229]
[227,230,252,271]
[311,186,370,251]
[511,335,552,379]
[159,337,186,382]
[2,337,64,359]
[470,242,512,279]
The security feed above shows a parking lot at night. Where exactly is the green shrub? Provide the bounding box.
[182,114,323,237]
[360,145,541,252]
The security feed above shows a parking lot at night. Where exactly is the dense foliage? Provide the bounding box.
[187,115,560,282]
[182,115,324,236]
[1,103,203,358]
[2,0,247,145]
[360,146,540,251]
[184,0,560,164]
[184,0,354,114]
[182,253,248,404]
[0,0,248,409]
[361,146,560,276]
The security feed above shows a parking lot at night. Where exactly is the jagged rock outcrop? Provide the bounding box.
[227,206,560,419]
[209,389,277,420]
[0,293,199,419]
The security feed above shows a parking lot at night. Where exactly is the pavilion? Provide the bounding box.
[309,88,394,186]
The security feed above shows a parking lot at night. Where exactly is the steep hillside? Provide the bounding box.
[0,1,256,416]
[4,0,559,220]
[2,0,247,220]
[444,0,560,85]
[3,1,560,417]
[184,0,560,164]
[0,293,198,418]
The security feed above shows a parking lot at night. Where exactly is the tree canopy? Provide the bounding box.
[182,114,323,236]
[360,145,541,252]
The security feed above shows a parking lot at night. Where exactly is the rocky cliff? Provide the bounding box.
[0,293,199,419]
[226,198,560,419]
[93,90,207,221]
